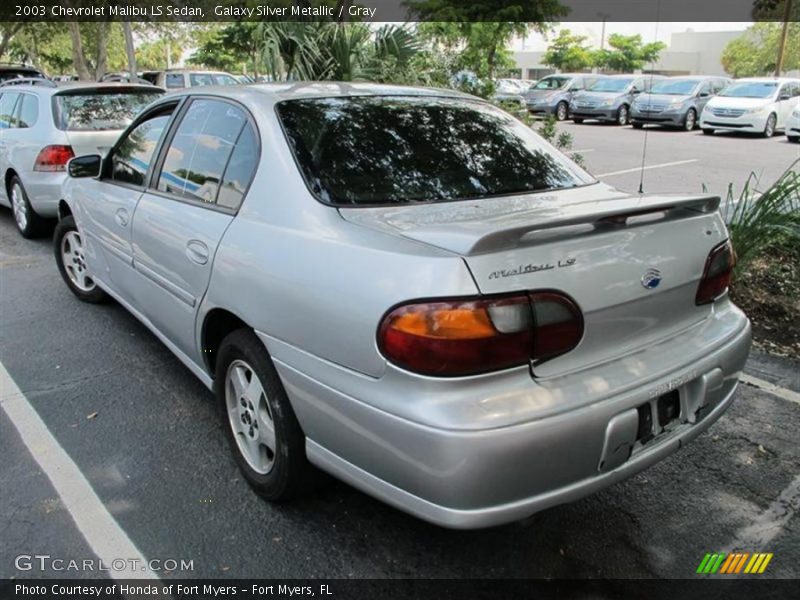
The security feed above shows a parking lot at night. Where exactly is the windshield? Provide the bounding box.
[277,96,591,206]
[649,79,700,95]
[53,90,162,131]
[589,78,634,93]
[533,77,569,91]
[190,73,238,86]
[719,82,778,99]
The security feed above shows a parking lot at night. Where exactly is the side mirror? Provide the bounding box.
[779,93,791,101]
[698,91,710,98]
[631,88,641,94]
[68,154,102,178]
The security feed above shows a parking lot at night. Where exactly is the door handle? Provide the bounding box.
[115,208,129,226]
[186,240,209,265]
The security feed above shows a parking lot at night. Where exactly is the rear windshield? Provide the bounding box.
[277,96,591,206]
[53,89,162,131]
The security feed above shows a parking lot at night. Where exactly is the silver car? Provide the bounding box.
[55,83,752,529]
[0,81,162,237]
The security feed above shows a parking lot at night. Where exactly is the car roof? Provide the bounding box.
[163,82,478,106]
[734,77,799,83]
[664,75,727,80]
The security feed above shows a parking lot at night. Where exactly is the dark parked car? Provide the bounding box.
[524,73,605,121]
[570,75,665,126]
[0,64,47,84]
[631,76,731,131]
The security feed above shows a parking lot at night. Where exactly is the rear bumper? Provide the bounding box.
[19,171,66,217]
[266,303,751,529]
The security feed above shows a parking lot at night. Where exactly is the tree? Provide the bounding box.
[722,21,800,77]
[593,34,666,72]
[542,29,593,72]
[752,0,799,74]
[123,23,136,79]
[409,1,567,79]
[0,22,24,61]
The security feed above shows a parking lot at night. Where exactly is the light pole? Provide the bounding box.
[598,13,610,51]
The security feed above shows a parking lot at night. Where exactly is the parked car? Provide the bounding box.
[786,104,800,143]
[524,73,605,120]
[630,76,732,131]
[0,82,163,237]
[570,74,665,125]
[142,69,240,90]
[233,74,255,85]
[699,77,800,137]
[55,83,751,529]
[100,72,154,85]
[0,63,47,84]
[492,79,527,107]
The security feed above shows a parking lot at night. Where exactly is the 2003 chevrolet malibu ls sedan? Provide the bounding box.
[54,83,751,528]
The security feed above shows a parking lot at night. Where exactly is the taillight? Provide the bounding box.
[34,145,75,172]
[378,292,583,377]
[696,240,735,305]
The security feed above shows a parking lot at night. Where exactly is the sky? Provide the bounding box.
[514,22,752,51]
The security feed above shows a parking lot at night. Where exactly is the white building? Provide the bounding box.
[512,29,745,79]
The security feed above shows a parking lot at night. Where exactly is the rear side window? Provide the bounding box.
[53,90,162,131]
[278,96,591,207]
[165,73,185,89]
[111,112,172,186]
[157,99,248,204]
[217,123,259,210]
[0,93,19,129]
[17,94,38,128]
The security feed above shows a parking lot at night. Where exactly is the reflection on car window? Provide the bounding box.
[54,91,161,131]
[278,96,590,206]
[217,123,258,210]
[112,113,171,186]
[157,99,246,204]
[17,94,38,128]
[0,93,19,129]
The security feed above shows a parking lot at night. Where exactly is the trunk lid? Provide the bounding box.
[340,184,728,378]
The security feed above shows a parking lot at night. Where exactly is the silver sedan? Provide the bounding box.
[55,83,751,528]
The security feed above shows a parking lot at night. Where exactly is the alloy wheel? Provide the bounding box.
[618,105,629,125]
[11,183,27,232]
[61,231,96,292]
[225,359,276,475]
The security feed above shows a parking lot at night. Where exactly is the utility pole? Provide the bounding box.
[599,13,610,50]
[775,0,793,76]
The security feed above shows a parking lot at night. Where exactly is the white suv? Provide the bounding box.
[0,81,162,237]
[700,77,800,137]
[142,70,239,90]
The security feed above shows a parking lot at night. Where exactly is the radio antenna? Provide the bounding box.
[638,0,662,194]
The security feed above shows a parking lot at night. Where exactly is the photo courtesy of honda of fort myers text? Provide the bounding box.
[0,0,798,600]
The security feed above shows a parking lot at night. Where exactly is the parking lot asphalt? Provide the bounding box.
[559,121,800,202]
[1,125,799,580]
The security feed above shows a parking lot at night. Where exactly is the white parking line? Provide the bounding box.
[0,361,157,580]
[596,159,698,178]
[740,373,800,406]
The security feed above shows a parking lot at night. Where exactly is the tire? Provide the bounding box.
[683,108,697,132]
[53,216,108,303]
[555,101,568,121]
[702,128,714,135]
[9,176,46,238]
[572,118,584,124]
[632,122,644,129]
[788,136,800,144]
[762,113,777,138]
[617,105,630,126]
[215,328,320,501]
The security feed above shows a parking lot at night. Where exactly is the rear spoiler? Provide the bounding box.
[400,195,721,256]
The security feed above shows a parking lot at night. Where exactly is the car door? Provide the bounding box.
[74,101,178,299]
[0,92,20,207]
[695,80,714,113]
[130,97,258,360]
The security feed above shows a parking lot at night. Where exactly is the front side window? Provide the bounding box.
[53,89,161,131]
[157,99,248,204]
[0,93,19,129]
[111,111,172,186]
[277,96,591,207]
[533,77,569,91]
[650,79,699,96]
[589,78,634,93]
